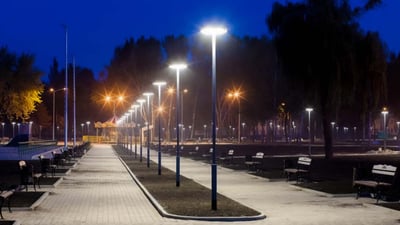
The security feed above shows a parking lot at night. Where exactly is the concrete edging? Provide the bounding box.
[118,156,266,222]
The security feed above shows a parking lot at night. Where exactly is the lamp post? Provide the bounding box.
[86,121,90,136]
[17,123,20,135]
[228,90,242,143]
[50,88,65,140]
[201,25,227,210]
[132,104,140,158]
[203,124,207,140]
[1,122,4,143]
[331,122,335,143]
[381,108,388,150]
[153,81,167,175]
[137,99,146,162]
[143,92,154,168]
[305,108,313,156]
[169,63,187,187]
[396,121,400,142]
[81,123,84,142]
[63,25,68,151]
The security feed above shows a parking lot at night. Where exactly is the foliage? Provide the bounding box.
[267,0,387,158]
[0,47,44,122]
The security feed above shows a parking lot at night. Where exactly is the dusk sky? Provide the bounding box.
[1,0,399,78]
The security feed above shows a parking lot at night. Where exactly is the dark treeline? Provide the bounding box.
[3,0,400,158]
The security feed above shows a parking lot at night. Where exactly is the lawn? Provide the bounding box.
[114,145,262,217]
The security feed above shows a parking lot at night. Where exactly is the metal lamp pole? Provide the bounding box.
[305,108,313,156]
[153,81,167,175]
[382,108,388,151]
[169,63,187,187]
[143,92,154,168]
[201,25,227,210]
[137,99,146,162]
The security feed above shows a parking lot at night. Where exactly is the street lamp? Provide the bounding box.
[143,92,154,168]
[201,25,227,210]
[1,122,4,143]
[305,108,313,156]
[153,81,167,175]
[331,122,335,143]
[228,90,242,143]
[396,121,400,141]
[169,63,187,187]
[50,88,65,140]
[132,104,140,158]
[105,95,125,117]
[81,123,84,142]
[203,124,207,140]
[137,98,146,162]
[17,123,20,135]
[381,108,388,150]
[86,121,90,136]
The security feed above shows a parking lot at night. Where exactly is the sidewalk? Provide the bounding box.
[153,148,400,225]
[4,144,399,225]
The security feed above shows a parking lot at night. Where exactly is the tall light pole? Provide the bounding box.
[86,121,90,136]
[331,122,335,143]
[201,25,227,210]
[81,123,84,142]
[63,24,68,150]
[153,81,167,175]
[137,99,146,162]
[50,88,65,140]
[1,122,4,143]
[143,92,154,168]
[169,63,187,187]
[305,108,313,156]
[132,104,140,158]
[228,90,242,143]
[381,108,388,150]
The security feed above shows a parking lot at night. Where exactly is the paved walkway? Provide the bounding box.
[4,144,400,225]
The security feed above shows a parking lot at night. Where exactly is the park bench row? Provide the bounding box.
[170,146,399,202]
[0,142,92,219]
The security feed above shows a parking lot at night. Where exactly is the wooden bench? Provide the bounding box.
[244,152,264,173]
[353,164,397,203]
[0,189,15,219]
[219,149,234,164]
[284,157,312,183]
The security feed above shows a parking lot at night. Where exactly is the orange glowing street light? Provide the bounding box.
[227,89,243,143]
[105,94,125,117]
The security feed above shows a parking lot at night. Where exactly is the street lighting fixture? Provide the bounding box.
[153,81,167,175]
[86,121,90,136]
[381,108,388,150]
[228,90,242,143]
[201,24,227,210]
[137,98,146,162]
[132,104,140,158]
[50,88,66,140]
[143,92,154,168]
[169,63,187,187]
[305,108,313,156]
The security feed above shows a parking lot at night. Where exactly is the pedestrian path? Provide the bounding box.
[4,144,399,225]
[7,144,168,225]
[151,148,400,225]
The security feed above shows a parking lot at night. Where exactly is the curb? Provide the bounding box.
[118,156,266,222]
[290,184,355,198]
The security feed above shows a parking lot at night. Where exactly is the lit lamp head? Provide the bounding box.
[200,26,227,36]
[153,81,167,87]
[305,108,313,113]
[169,63,187,70]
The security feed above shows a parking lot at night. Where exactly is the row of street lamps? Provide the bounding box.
[116,25,226,210]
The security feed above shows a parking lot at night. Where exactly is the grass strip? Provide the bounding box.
[114,146,261,217]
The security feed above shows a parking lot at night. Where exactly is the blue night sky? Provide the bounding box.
[1,0,399,77]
